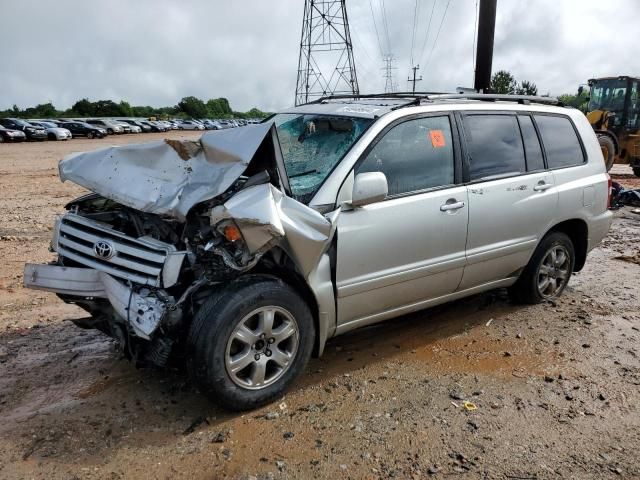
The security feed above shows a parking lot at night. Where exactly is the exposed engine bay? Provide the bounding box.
[24,124,339,367]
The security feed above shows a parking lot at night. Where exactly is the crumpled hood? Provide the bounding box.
[58,123,285,221]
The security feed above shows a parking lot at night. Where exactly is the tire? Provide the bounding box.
[187,275,315,410]
[87,132,94,139]
[0,135,4,143]
[107,129,113,135]
[598,135,616,171]
[48,133,56,141]
[509,232,575,304]
[633,167,640,178]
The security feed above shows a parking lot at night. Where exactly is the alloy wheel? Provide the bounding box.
[537,245,570,298]
[225,306,299,390]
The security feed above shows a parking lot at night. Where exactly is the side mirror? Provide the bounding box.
[351,172,388,207]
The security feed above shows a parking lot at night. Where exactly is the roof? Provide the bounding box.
[281,92,564,119]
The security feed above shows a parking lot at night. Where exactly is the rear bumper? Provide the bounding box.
[587,210,613,252]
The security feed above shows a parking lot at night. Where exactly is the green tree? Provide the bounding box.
[490,70,518,94]
[516,80,538,96]
[72,98,94,116]
[178,96,207,118]
[558,89,590,112]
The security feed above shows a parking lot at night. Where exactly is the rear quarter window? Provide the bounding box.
[534,115,585,169]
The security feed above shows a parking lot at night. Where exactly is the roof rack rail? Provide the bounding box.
[426,93,563,106]
[306,92,563,107]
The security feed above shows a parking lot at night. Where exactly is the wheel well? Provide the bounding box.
[252,255,321,356]
[546,219,588,271]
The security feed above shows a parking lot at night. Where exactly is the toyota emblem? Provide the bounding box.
[93,240,115,260]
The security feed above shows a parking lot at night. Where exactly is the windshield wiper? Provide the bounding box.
[289,169,318,178]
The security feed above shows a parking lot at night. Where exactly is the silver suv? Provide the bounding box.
[24,94,612,409]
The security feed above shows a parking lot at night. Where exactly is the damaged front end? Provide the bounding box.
[24,124,339,366]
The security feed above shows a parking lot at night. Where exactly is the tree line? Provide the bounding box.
[0,96,270,119]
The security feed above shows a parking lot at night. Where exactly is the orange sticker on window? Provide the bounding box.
[430,129,446,148]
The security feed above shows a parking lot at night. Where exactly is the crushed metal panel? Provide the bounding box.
[211,183,337,277]
[58,123,276,221]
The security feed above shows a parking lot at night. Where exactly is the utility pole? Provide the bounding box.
[295,0,359,105]
[407,65,422,94]
[474,0,497,93]
[383,56,397,93]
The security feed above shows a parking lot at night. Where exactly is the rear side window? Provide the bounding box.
[534,115,585,168]
[463,114,526,181]
[518,115,545,171]
[356,116,455,196]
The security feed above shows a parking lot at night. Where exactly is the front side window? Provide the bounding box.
[273,113,373,204]
[463,114,526,181]
[356,116,455,196]
[534,115,585,169]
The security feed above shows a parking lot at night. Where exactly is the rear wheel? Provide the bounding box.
[598,135,616,171]
[87,132,94,139]
[187,276,315,410]
[509,232,575,304]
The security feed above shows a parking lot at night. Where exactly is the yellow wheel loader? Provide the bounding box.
[584,76,640,176]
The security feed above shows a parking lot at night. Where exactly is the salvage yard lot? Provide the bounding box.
[0,136,639,479]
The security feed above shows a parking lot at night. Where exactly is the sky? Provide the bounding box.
[1,0,638,112]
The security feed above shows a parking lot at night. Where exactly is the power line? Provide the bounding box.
[368,0,385,57]
[409,0,420,66]
[423,0,452,71]
[417,0,437,67]
[379,0,392,54]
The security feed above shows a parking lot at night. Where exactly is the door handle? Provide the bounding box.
[440,201,466,211]
[533,182,553,192]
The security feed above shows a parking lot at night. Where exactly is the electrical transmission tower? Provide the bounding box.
[295,0,360,105]
[382,55,397,93]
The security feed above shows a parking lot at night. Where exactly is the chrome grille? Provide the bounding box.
[54,213,176,287]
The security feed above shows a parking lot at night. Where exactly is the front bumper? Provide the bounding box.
[24,264,167,339]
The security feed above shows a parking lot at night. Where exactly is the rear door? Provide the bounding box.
[335,113,468,328]
[457,112,558,290]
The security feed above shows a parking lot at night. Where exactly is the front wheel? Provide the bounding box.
[509,232,575,304]
[87,132,94,139]
[187,276,315,410]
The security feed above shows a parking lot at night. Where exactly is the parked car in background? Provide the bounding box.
[0,118,47,141]
[0,125,27,143]
[177,120,205,130]
[86,119,123,135]
[113,121,140,134]
[59,121,106,139]
[137,120,163,132]
[118,119,151,133]
[202,120,222,130]
[28,121,72,141]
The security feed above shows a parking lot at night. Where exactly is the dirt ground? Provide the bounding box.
[0,136,639,480]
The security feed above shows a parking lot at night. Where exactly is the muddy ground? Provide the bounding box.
[0,135,639,479]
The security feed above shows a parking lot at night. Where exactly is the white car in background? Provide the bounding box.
[177,120,205,131]
[115,121,141,133]
[28,120,73,141]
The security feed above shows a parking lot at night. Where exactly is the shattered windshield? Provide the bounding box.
[273,113,373,203]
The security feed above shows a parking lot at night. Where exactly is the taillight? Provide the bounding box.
[606,173,612,209]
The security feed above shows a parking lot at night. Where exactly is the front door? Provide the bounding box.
[335,114,468,329]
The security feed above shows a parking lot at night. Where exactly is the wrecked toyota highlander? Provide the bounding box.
[24,94,612,410]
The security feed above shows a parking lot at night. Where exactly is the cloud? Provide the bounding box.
[0,0,636,112]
